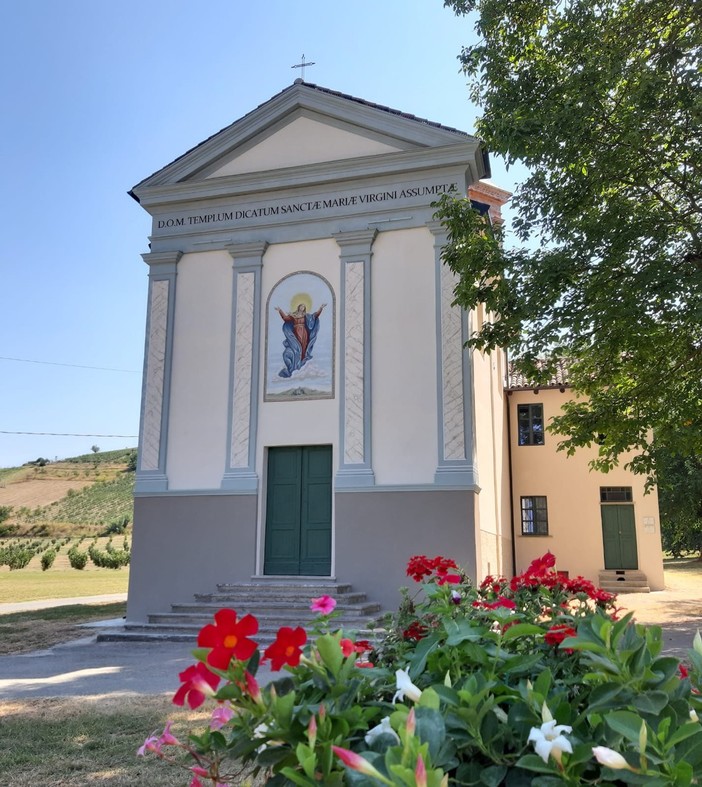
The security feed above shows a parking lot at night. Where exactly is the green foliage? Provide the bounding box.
[657,452,702,557]
[125,449,137,472]
[102,514,130,535]
[0,543,35,570]
[439,0,702,478]
[67,545,88,570]
[64,447,137,465]
[40,549,57,571]
[143,554,702,785]
[44,472,134,525]
[88,542,130,569]
[0,505,13,524]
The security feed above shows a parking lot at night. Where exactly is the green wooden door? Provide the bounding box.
[264,446,332,576]
[601,505,638,569]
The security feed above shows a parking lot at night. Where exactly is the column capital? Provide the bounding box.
[425,220,449,246]
[142,250,182,275]
[226,241,268,268]
[332,228,378,258]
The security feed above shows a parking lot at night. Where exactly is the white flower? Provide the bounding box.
[393,668,422,704]
[592,746,632,770]
[691,709,699,723]
[528,720,573,764]
[364,716,400,745]
[694,630,702,656]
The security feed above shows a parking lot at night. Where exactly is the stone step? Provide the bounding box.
[148,608,383,628]
[97,620,386,645]
[196,590,368,606]
[598,570,650,594]
[171,599,380,616]
[97,578,388,645]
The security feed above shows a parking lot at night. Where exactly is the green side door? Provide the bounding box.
[601,505,638,569]
[264,445,332,576]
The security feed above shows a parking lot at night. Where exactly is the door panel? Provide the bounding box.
[264,446,332,575]
[601,505,638,569]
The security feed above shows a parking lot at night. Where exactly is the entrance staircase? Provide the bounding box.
[97,578,387,644]
[598,569,650,594]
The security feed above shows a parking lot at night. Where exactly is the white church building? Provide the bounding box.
[126,81,663,623]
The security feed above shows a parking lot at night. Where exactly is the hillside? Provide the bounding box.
[0,449,136,536]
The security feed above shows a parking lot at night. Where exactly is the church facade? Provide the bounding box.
[126,82,662,622]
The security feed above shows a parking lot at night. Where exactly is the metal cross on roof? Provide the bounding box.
[291,54,316,81]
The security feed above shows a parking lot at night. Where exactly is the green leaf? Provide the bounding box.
[501,623,545,641]
[605,710,647,743]
[480,764,508,786]
[631,691,670,715]
[409,633,441,677]
[316,634,343,675]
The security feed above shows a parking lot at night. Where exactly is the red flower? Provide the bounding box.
[173,662,221,709]
[197,608,259,670]
[403,621,428,641]
[525,552,556,577]
[484,596,516,610]
[340,638,355,657]
[406,555,458,582]
[263,626,307,670]
[679,663,690,679]
[544,624,577,647]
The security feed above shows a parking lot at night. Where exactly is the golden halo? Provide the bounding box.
[290,293,312,313]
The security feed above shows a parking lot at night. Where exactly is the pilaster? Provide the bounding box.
[428,221,479,488]
[333,229,377,488]
[221,241,268,491]
[135,250,181,493]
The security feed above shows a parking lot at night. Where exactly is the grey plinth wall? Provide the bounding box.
[334,488,478,611]
[126,494,257,622]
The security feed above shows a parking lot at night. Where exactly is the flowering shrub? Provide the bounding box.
[140,554,702,785]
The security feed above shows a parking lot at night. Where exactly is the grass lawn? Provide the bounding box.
[0,696,221,786]
[0,602,127,655]
[0,567,129,603]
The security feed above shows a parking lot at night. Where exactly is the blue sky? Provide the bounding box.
[0,0,523,468]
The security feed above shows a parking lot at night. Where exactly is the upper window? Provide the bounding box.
[600,486,633,503]
[521,496,549,535]
[517,403,544,446]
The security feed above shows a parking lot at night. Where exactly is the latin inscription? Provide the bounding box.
[156,182,456,230]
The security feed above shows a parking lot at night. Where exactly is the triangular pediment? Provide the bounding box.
[131,82,483,197]
[204,112,405,178]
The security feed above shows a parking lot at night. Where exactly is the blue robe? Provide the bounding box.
[279,314,321,378]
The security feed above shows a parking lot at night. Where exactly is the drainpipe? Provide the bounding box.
[505,348,518,578]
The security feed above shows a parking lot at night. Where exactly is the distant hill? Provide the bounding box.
[0,449,137,537]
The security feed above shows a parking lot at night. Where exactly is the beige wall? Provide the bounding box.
[372,228,438,485]
[473,344,512,579]
[167,250,233,489]
[509,388,664,589]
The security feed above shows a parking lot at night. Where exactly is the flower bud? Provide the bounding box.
[592,746,632,770]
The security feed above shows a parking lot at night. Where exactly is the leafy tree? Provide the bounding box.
[439,0,701,477]
[657,452,702,558]
[91,445,100,454]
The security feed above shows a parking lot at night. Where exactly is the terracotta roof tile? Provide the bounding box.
[506,359,570,390]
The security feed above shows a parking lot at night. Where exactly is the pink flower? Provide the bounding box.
[415,753,427,787]
[332,746,387,779]
[173,662,221,709]
[307,715,317,748]
[137,733,161,756]
[210,704,234,730]
[310,595,336,614]
[243,670,263,705]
